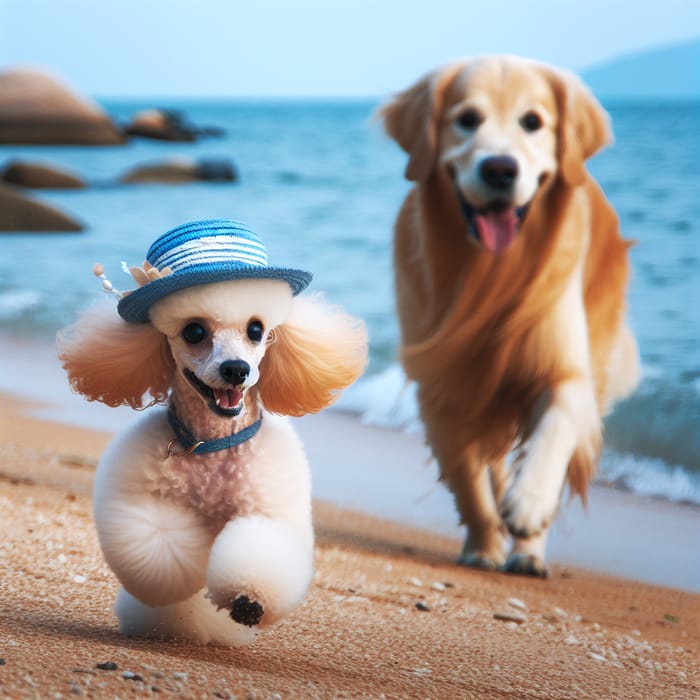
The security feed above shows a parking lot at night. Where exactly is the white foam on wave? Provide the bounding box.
[599,450,700,505]
[0,289,42,320]
[342,364,700,506]
[336,364,421,432]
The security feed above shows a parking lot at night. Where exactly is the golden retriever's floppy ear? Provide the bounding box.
[57,303,174,409]
[257,294,368,417]
[378,63,461,181]
[546,67,612,186]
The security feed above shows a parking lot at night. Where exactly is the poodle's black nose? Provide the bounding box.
[219,359,250,385]
[480,155,519,190]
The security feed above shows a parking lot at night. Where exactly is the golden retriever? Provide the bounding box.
[379,56,639,577]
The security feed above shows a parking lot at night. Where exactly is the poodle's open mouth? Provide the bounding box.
[184,369,244,417]
[456,191,530,252]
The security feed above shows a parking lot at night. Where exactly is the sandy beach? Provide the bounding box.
[0,368,699,699]
[0,5,698,697]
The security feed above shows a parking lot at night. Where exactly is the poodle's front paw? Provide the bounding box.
[230,595,264,627]
[207,515,313,627]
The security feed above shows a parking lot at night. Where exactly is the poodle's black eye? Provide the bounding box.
[520,110,543,132]
[182,322,207,344]
[247,319,264,343]
[456,108,483,131]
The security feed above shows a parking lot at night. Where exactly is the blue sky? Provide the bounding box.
[0,0,698,97]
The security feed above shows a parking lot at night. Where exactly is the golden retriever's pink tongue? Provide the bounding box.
[475,208,518,252]
[214,387,242,409]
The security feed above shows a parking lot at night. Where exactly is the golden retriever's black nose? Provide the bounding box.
[480,155,519,190]
[219,359,250,385]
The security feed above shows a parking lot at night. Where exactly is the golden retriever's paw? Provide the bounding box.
[500,510,551,539]
[457,551,505,571]
[499,477,559,539]
[458,528,507,570]
[503,553,550,579]
[500,510,553,539]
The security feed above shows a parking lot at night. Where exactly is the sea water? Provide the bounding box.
[0,99,698,504]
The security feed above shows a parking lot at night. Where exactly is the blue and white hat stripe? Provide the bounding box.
[153,235,269,272]
[117,219,312,324]
[147,220,264,260]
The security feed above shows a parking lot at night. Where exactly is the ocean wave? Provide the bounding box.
[336,364,421,432]
[604,377,700,472]
[338,364,700,504]
[599,449,700,505]
[0,289,42,321]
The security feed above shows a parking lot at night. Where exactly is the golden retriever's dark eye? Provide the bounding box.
[247,319,264,343]
[456,108,483,131]
[520,111,543,132]
[182,322,207,344]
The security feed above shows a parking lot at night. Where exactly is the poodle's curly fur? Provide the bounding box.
[59,280,367,644]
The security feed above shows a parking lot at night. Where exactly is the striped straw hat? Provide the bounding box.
[117,219,312,323]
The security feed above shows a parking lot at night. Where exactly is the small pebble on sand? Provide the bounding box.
[95,662,117,671]
[494,610,527,624]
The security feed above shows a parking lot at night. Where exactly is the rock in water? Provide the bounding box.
[119,158,238,184]
[1,160,86,189]
[0,67,124,145]
[0,183,83,231]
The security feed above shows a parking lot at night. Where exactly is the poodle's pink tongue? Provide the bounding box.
[214,387,242,409]
[475,207,519,252]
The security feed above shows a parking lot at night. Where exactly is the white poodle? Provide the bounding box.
[58,219,367,645]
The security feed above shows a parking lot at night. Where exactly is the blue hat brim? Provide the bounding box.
[117,263,312,324]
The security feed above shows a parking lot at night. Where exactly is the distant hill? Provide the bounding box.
[582,38,700,100]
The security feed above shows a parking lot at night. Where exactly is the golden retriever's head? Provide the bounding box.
[380,55,611,252]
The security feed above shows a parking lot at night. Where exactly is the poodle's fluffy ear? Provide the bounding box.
[378,63,461,181]
[57,303,174,409]
[546,66,612,186]
[257,294,368,417]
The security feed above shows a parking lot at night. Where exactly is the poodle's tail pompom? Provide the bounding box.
[57,302,174,409]
[258,293,368,416]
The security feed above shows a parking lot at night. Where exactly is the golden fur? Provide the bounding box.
[380,56,639,574]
